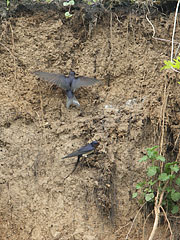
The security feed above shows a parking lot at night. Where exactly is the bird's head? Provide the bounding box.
[69,70,75,77]
[91,141,99,148]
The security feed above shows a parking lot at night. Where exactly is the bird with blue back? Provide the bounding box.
[33,70,101,108]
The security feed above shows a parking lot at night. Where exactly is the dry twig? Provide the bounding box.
[160,206,174,240]
[125,203,146,240]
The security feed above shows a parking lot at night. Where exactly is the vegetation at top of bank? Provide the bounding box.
[4,0,178,14]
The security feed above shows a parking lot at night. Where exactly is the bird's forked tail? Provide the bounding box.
[66,95,80,108]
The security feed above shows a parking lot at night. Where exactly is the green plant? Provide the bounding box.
[133,146,180,214]
[161,55,180,84]
[63,0,100,18]
[63,0,75,18]
[161,55,180,71]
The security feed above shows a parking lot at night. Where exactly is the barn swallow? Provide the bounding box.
[33,70,101,108]
[62,141,99,180]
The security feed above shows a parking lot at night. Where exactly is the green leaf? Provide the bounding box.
[156,155,165,162]
[65,11,72,18]
[145,193,154,202]
[168,174,175,180]
[69,0,75,5]
[132,192,137,198]
[164,163,173,172]
[148,180,157,186]
[161,60,174,70]
[136,181,145,189]
[146,146,158,159]
[165,186,171,193]
[139,155,148,162]
[144,188,149,193]
[63,2,69,6]
[164,162,178,174]
[171,191,180,202]
[146,146,158,151]
[176,177,180,186]
[147,166,158,177]
[171,188,176,194]
[171,205,179,214]
[161,55,180,71]
[158,173,169,181]
[147,148,158,159]
[170,164,179,173]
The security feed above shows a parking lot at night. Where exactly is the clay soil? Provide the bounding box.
[0,4,180,240]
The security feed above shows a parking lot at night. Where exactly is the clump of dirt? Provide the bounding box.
[0,3,180,240]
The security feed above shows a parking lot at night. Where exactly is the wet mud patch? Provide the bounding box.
[0,3,180,240]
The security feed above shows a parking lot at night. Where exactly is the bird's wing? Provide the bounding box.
[71,76,101,90]
[62,144,93,159]
[33,71,70,90]
[62,150,83,159]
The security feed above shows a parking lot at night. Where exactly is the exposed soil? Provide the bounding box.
[0,3,180,240]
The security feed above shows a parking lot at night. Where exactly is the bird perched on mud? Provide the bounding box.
[33,70,101,108]
[62,140,99,180]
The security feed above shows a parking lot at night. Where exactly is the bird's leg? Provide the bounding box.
[63,155,81,181]
[84,157,91,168]
[82,152,95,168]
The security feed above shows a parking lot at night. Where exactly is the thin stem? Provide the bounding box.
[171,0,180,62]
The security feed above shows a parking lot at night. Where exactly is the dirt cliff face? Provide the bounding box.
[0,4,180,240]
